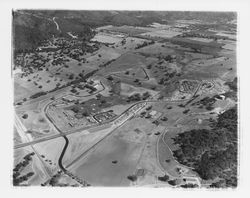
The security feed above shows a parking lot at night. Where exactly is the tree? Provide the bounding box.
[172,106,238,187]
[146,106,152,111]
[22,114,28,119]
[107,76,113,81]
[161,116,168,121]
[79,73,84,78]
[134,79,139,83]
[168,179,177,186]
[127,175,137,182]
[100,99,106,104]
[158,174,169,182]
[183,109,190,114]
[181,183,198,188]
[142,92,150,100]
[96,94,102,99]
[68,74,74,80]
[82,111,89,117]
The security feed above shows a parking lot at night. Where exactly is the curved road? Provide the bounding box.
[14,97,190,150]
[52,17,61,32]
[58,136,69,172]
[14,77,206,186]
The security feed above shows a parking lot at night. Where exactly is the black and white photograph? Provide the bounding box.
[12,9,238,188]
[1,0,250,196]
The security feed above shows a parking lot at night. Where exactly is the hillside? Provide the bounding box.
[12,10,95,54]
[172,106,238,188]
[13,12,58,53]
[13,10,236,54]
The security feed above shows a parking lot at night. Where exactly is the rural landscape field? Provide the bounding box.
[12,10,238,188]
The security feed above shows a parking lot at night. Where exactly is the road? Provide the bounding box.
[53,17,61,32]
[14,79,105,109]
[14,122,112,149]
[14,75,207,187]
[14,80,107,149]
[54,100,146,185]
[14,113,53,178]
[14,113,30,143]
[65,102,146,169]
[14,97,191,150]
[14,101,147,149]
[58,136,69,172]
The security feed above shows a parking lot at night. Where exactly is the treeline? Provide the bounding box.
[126,92,151,102]
[20,70,98,103]
[172,106,238,188]
[135,40,155,49]
[224,77,237,101]
[13,152,35,186]
[225,77,237,92]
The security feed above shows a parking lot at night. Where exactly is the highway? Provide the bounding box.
[66,103,146,169]
[14,122,112,149]
[14,96,193,150]
[14,112,53,178]
[14,80,107,149]
[14,77,200,150]
[54,100,146,185]
[13,77,205,187]
[14,101,147,149]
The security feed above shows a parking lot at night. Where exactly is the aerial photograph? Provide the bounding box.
[12,10,238,188]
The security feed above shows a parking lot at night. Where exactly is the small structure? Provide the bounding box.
[149,110,157,116]
[136,169,145,177]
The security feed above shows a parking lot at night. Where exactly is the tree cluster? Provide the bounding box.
[172,106,238,188]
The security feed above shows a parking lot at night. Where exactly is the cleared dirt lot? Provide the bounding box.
[120,83,158,97]
[91,33,123,44]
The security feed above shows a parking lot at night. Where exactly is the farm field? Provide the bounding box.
[140,29,183,39]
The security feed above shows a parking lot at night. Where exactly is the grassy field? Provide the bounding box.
[33,137,65,174]
[69,118,150,186]
[157,131,181,178]
[102,25,152,36]
[120,83,158,97]
[136,43,175,56]
[98,52,153,74]
[63,128,110,166]
[140,29,182,39]
[14,147,51,186]
[112,67,148,81]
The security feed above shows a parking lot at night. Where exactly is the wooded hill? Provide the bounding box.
[173,106,238,188]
